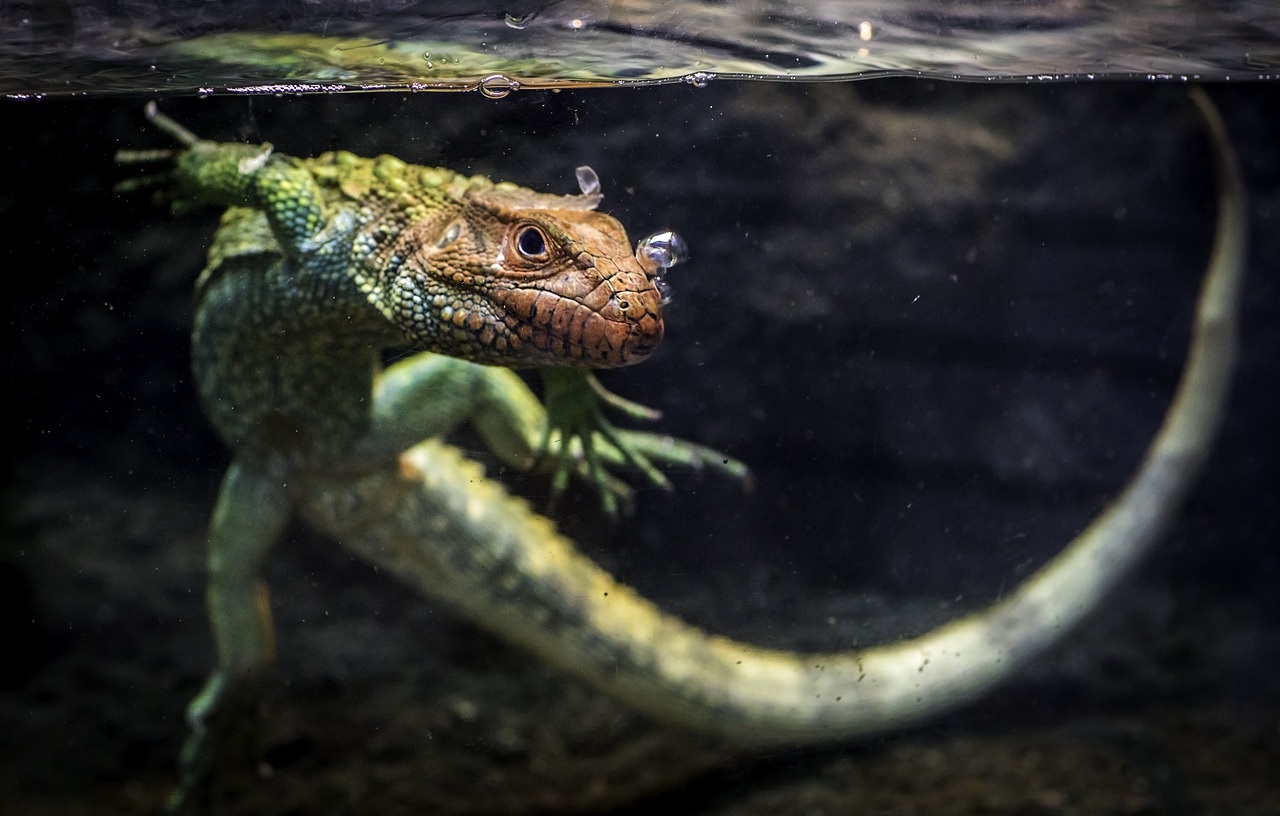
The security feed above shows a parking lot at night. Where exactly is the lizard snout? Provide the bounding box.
[583,255,665,366]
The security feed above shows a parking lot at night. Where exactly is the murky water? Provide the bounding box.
[2,2,1278,815]
[2,0,1277,97]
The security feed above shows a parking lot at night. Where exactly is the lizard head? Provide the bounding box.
[388,183,666,369]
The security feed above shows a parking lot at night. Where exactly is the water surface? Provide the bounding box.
[2,0,1277,97]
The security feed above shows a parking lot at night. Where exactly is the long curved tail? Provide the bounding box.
[314,89,1246,746]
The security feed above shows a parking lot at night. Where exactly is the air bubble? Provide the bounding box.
[478,74,520,98]
[574,166,601,196]
[682,71,715,88]
[504,11,537,29]
[636,230,688,274]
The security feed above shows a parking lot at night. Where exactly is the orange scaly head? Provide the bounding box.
[384,182,665,368]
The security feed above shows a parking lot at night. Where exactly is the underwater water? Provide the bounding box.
[2,4,1279,816]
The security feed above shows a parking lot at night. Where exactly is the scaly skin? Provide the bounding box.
[119,91,1245,812]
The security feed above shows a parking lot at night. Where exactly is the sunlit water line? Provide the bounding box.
[8,67,1277,102]
[1,0,1275,97]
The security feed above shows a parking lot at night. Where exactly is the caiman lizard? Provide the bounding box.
[117,89,1246,813]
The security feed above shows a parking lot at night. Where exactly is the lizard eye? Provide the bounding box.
[515,225,549,260]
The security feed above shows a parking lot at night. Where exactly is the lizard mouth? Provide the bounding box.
[393,247,664,368]
[495,272,665,368]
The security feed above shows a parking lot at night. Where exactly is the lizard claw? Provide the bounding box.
[538,368,750,517]
[114,103,199,167]
[113,104,192,198]
[165,670,266,816]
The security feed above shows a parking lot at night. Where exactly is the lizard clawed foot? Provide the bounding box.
[538,368,751,517]
[165,670,269,816]
[114,103,273,214]
[113,104,196,195]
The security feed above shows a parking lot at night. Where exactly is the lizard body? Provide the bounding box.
[119,105,741,810]
[118,91,1246,812]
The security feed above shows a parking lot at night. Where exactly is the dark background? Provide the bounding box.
[2,80,1277,814]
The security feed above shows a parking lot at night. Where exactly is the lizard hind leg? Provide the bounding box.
[168,459,292,815]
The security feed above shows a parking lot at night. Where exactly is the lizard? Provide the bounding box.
[116,100,748,811]
[117,88,1246,813]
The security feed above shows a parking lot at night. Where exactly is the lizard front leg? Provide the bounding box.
[537,368,752,514]
[365,353,749,514]
[169,460,292,815]
[117,103,342,262]
[362,352,544,469]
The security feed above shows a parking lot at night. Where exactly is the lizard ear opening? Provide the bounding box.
[435,221,462,249]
